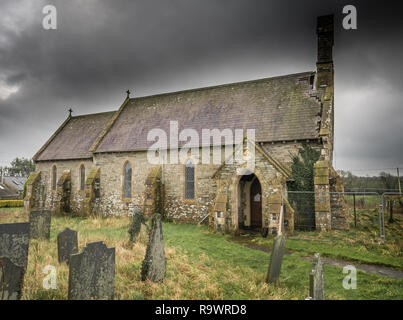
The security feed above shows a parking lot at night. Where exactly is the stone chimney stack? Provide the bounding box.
[316,15,334,89]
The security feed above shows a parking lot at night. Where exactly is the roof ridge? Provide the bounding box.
[89,98,131,153]
[129,71,314,102]
[70,110,116,119]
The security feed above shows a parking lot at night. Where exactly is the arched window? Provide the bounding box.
[80,164,85,191]
[52,165,57,191]
[185,159,195,200]
[123,161,132,198]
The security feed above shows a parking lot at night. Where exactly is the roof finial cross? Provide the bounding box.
[126,89,131,99]
[68,108,73,117]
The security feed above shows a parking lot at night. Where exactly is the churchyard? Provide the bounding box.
[0,206,402,300]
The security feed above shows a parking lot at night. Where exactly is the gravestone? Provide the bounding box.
[0,222,30,271]
[57,228,78,264]
[29,210,51,240]
[68,241,115,300]
[141,213,166,282]
[0,222,30,300]
[0,256,25,300]
[128,208,149,243]
[309,253,325,300]
[266,234,286,284]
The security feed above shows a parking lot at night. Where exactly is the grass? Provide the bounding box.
[0,208,402,300]
[252,208,403,269]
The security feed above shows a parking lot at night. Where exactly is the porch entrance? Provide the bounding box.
[238,173,262,230]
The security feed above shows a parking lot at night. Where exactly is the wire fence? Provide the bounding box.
[285,190,403,242]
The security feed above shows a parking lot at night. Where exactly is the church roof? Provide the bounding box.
[34,111,114,161]
[95,71,321,153]
[34,71,322,161]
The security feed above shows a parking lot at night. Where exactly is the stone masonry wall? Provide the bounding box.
[213,146,287,234]
[35,160,94,214]
[93,149,222,221]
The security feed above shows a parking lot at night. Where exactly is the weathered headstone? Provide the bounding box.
[0,222,30,271]
[266,234,286,284]
[57,228,78,264]
[0,256,25,300]
[0,222,30,300]
[141,213,166,282]
[309,253,325,300]
[68,241,115,300]
[128,209,149,243]
[29,210,51,240]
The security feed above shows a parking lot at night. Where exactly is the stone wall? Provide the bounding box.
[314,160,331,231]
[31,141,315,229]
[34,160,94,214]
[24,171,41,213]
[329,167,349,230]
[92,149,222,221]
[261,141,322,168]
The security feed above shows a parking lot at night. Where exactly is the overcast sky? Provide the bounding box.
[0,0,402,176]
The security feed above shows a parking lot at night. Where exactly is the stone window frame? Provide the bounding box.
[50,163,57,192]
[78,162,86,192]
[121,159,133,202]
[182,158,197,203]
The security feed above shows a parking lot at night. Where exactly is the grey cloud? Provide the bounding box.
[0,0,402,173]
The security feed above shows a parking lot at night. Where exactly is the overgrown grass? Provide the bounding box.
[0,208,402,300]
[253,208,403,268]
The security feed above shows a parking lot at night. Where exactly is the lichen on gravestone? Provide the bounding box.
[266,234,286,284]
[128,208,149,243]
[309,253,325,300]
[57,227,78,264]
[68,241,115,300]
[29,210,51,240]
[141,213,166,282]
[0,222,30,300]
[0,256,25,300]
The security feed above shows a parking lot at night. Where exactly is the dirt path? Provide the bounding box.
[228,237,403,280]
[302,256,403,279]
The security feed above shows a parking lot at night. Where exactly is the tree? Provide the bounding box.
[380,172,397,223]
[288,143,320,192]
[287,143,320,230]
[5,157,35,177]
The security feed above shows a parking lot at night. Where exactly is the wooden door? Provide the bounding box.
[250,178,262,227]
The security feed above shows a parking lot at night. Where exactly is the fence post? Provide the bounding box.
[353,193,357,227]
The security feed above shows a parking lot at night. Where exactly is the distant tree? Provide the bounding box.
[6,157,35,177]
[380,172,397,223]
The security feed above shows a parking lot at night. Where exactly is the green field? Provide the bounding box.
[0,207,402,300]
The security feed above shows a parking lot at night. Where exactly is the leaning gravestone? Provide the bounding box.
[0,222,30,300]
[309,253,325,300]
[57,228,78,264]
[0,256,25,300]
[68,241,115,300]
[128,208,149,243]
[141,213,166,282]
[266,234,286,284]
[29,210,51,240]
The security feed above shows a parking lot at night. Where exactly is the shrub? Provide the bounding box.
[0,200,24,208]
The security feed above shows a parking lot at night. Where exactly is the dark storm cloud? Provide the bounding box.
[0,0,402,175]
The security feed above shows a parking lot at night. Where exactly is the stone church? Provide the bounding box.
[25,15,348,234]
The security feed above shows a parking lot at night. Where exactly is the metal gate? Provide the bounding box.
[287,191,316,230]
